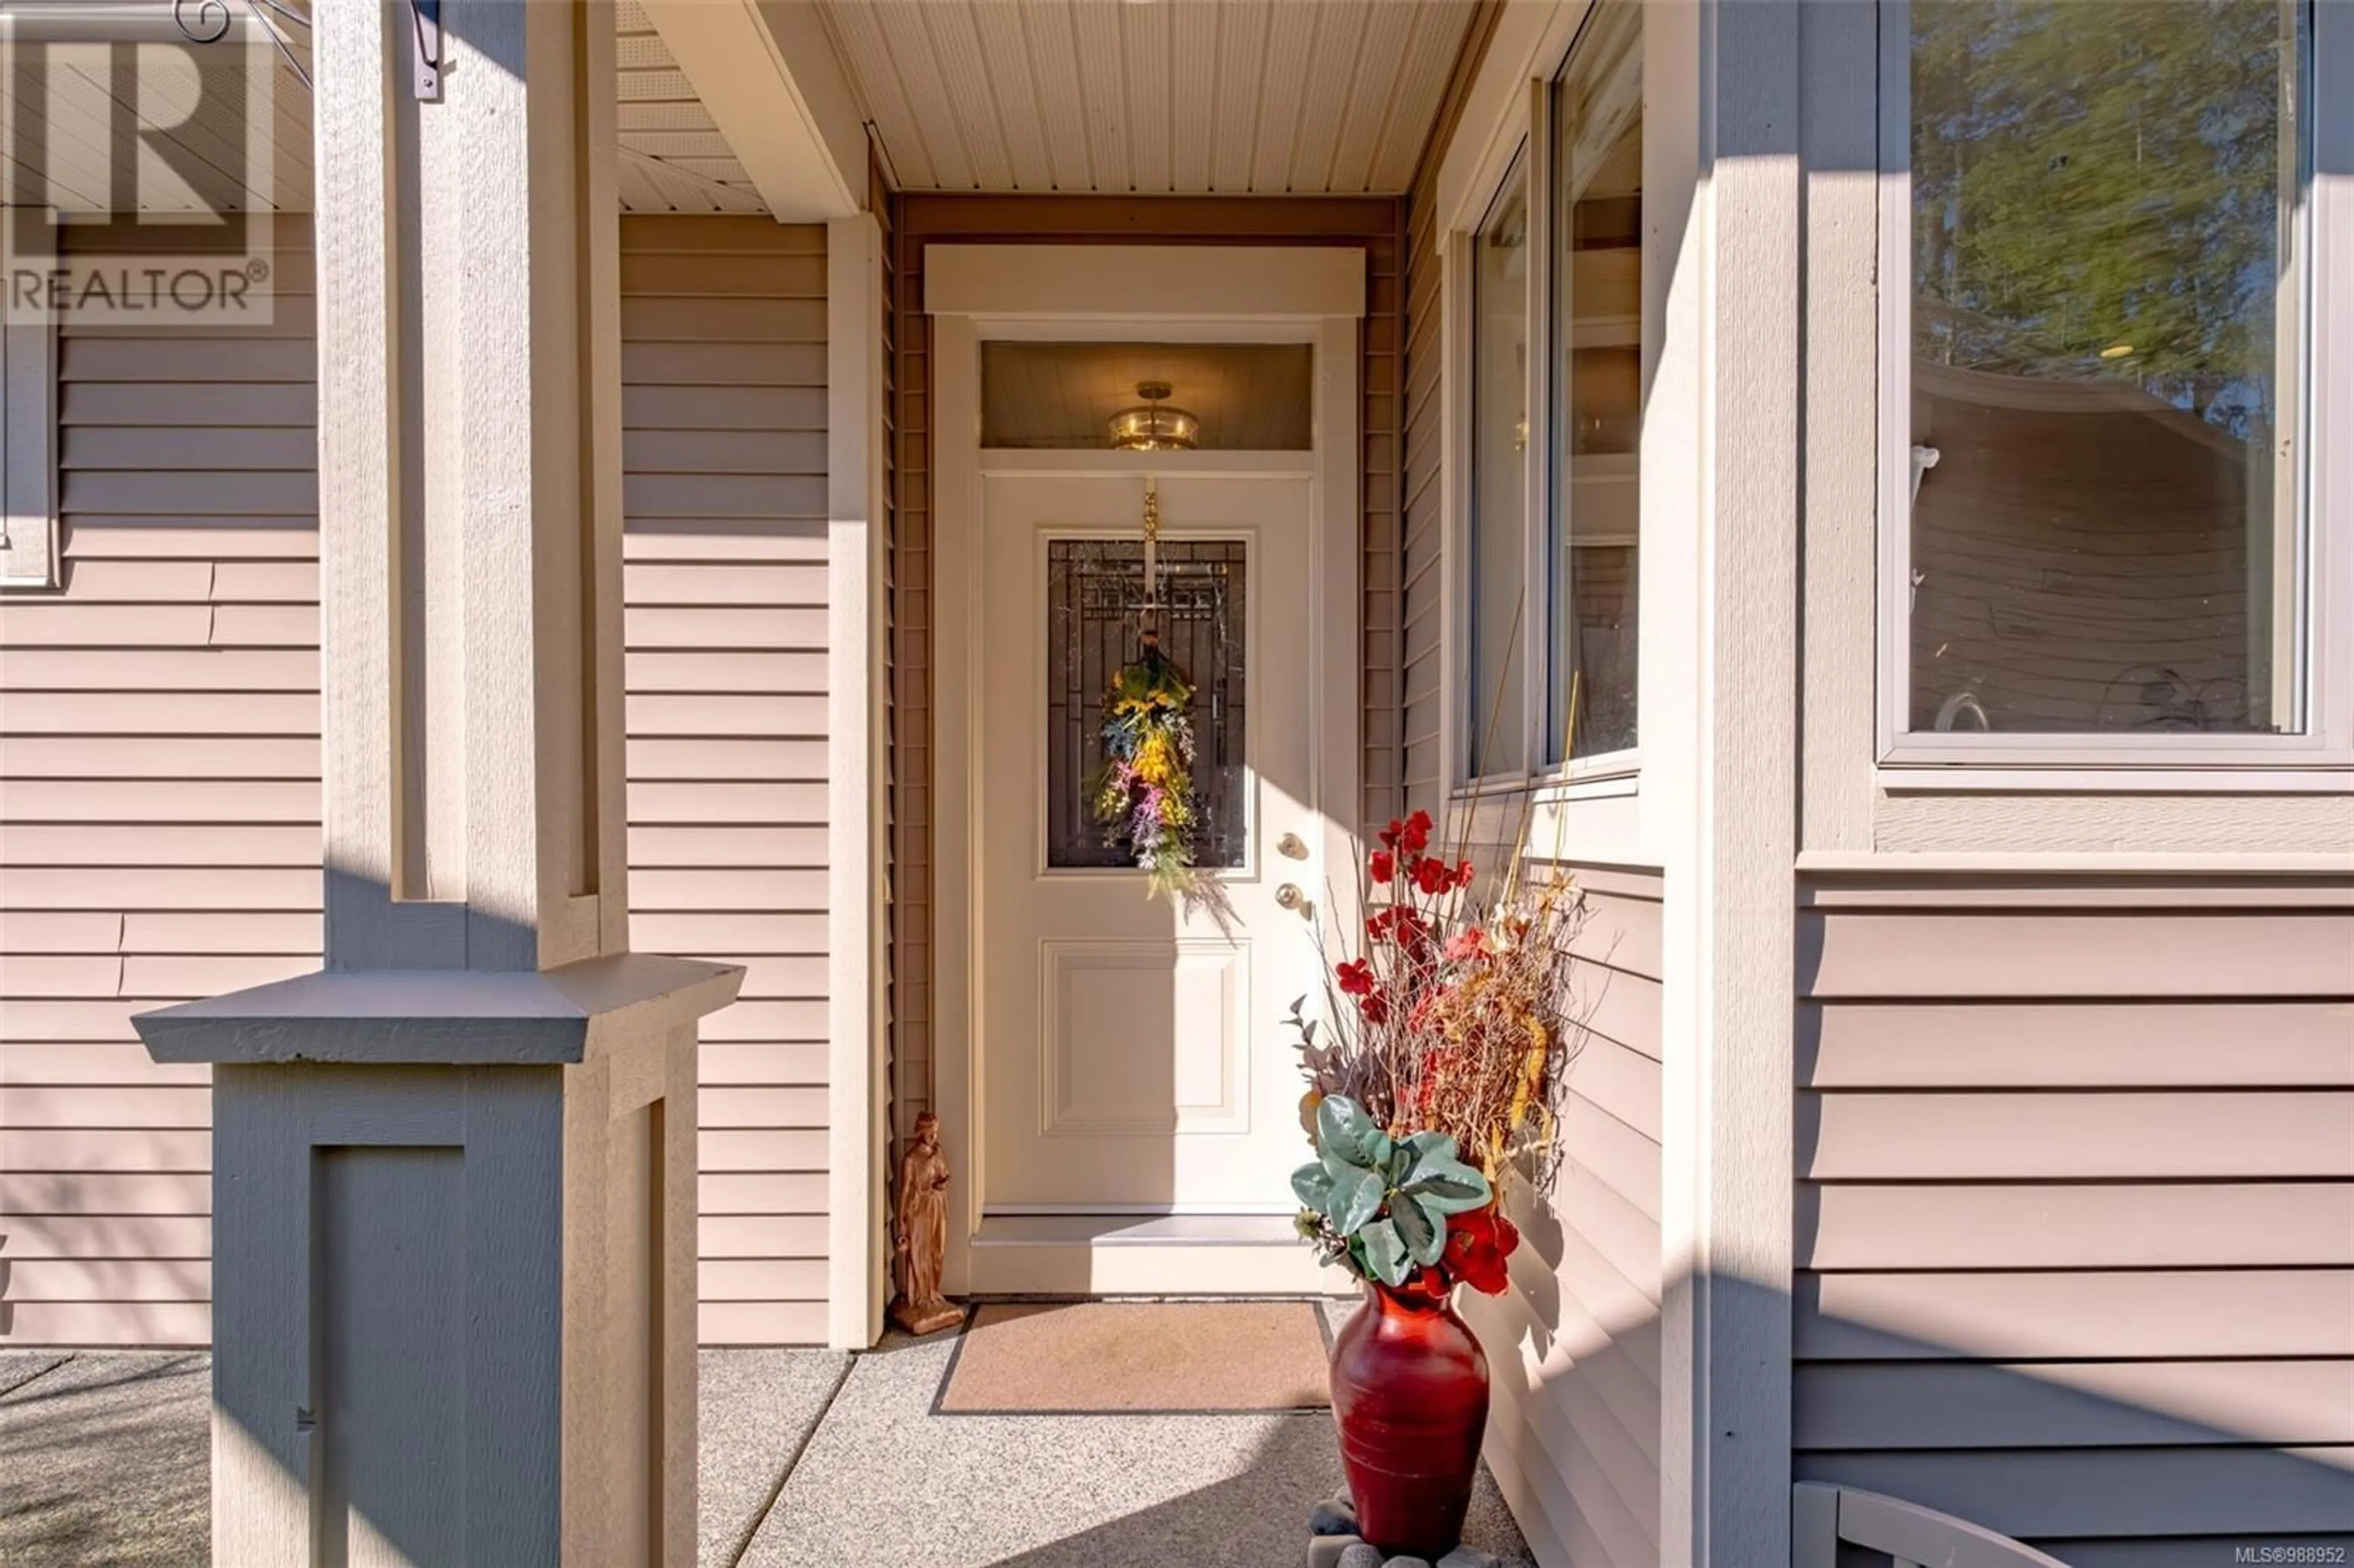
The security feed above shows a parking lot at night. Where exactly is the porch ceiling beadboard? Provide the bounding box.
[0,214,838,1350]
[1794,874,2354,1565]
[823,0,1480,195]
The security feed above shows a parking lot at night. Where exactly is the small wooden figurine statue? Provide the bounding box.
[891,1111,964,1336]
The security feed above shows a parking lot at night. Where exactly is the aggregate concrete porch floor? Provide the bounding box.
[0,1318,1534,1568]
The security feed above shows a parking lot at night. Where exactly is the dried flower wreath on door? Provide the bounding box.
[1089,484,1204,904]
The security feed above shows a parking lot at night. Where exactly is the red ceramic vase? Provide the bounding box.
[1328,1272,1490,1558]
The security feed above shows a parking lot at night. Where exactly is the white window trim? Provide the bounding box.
[0,222,59,592]
[1445,7,1647,802]
[1453,135,1537,792]
[1874,0,2354,780]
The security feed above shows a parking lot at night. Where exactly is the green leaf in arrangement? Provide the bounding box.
[1291,1161,1335,1212]
[1387,1144,1415,1187]
[1315,1095,1392,1171]
[1389,1192,1449,1266]
[1394,1130,1461,1179]
[1327,1165,1384,1235]
[1357,1217,1411,1286]
[1401,1157,1492,1216]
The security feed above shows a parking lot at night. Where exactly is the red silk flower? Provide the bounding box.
[1336,957,1376,997]
[1443,1202,1520,1296]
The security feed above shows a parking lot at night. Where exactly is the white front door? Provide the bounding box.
[975,468,1335,1275]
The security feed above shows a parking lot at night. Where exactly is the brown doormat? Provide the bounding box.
[934,1300,1334,1415]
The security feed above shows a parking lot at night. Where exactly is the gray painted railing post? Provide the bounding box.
[1793,1482,2078,1568]
[132,3,738,1562]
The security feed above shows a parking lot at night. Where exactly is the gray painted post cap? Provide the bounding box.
[132,953,744,1067]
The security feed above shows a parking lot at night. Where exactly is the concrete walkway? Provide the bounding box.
[1,1329,1534,1568]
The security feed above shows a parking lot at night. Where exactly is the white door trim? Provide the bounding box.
[926,244,1365,322]
[928,246,1365,1296]
[825,214,890,1349]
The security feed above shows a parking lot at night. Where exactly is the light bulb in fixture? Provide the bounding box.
[1110,380,1200,451]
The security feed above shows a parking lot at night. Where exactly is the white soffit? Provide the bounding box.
[820,0,1480,195]
[0,1,774,216]
[615,0,773,214]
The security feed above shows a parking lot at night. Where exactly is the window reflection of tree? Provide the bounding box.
[1911,0,2296,435]
[1906,0,2301,737]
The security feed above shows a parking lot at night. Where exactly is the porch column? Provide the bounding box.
[132,4,739,1564]
[1651,0,1801,1563]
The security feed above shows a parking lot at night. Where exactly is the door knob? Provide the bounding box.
[1274,882,1304,910]
[1276,832,1308,860]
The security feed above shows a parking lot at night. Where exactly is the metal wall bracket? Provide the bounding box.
[409,0,443,101]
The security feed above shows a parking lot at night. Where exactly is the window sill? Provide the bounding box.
[1874,764,2354,796]
[1453,752,1640,807]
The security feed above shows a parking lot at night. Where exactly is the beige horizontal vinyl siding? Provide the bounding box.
[1460,863,1664,1568]
[1794,877,2354,1566]
[0,219,321,1346]
[621,215,831,1348]
[0,216,836,1351]
[1394,3,1496,821]
[1362,220,1407,839]
[1399,148,1449,818]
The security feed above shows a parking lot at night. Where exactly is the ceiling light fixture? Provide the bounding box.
[1110,381,1200,451]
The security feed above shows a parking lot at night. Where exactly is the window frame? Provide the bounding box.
[1449,9,1648,798]
[1542,11,1643,771]
[1874,0,2353,775]
[1461,141,1537,786]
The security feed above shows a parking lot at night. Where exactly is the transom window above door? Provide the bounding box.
[981,342,1313,451]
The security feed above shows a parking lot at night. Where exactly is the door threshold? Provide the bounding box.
[967,1212,1349,1295]
[976,1213,1300,1246]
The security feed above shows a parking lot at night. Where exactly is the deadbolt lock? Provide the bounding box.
[1276,832,1308,860]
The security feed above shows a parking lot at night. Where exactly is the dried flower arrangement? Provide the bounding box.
[1090,645,1202,904]
[1287,807,1588,1295]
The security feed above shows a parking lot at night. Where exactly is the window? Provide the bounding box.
[1468,154,1531,779]
[1548,6,1642,762]
[1890,0,2331,754]
[1045,537,1249,871]
[1457,6,1648,790]
[981,342,1312,451]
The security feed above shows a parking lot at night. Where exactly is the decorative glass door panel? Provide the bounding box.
[1044,538,1249,873]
